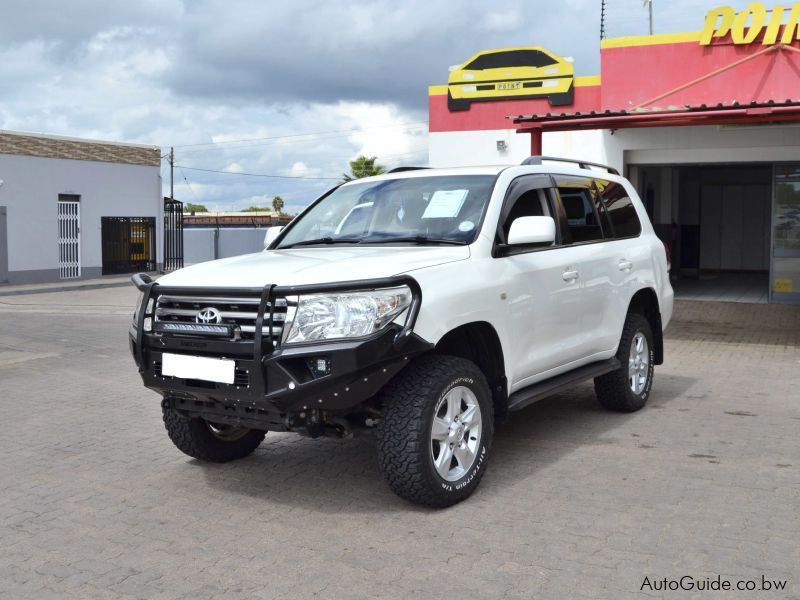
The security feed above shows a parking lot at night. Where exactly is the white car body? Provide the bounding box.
[157,164,673,397]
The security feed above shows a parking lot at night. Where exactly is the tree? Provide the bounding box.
[240,205,268,212]
[185,202,208,213]
[272,195,285,215]
[342,155,386,182]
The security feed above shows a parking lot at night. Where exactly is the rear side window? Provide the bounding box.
[596,179,642,238]
[465,50,557,70]
[558,187,604,243]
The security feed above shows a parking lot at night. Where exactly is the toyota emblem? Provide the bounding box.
[196,307,222,324]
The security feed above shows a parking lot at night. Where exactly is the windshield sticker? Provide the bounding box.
[458,220,475,232]
[422,190,469,219]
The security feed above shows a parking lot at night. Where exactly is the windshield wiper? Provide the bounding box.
[360,235,467,246]
[279,237,362,249]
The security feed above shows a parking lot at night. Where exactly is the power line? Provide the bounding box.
[173,121,429,149]
[174,125,429,155]
[178,166,202,204]
[173,146,428,182]
[175,165,340,180]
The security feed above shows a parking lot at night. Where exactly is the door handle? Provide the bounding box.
[618,259,633,271]
[562,269,579,282]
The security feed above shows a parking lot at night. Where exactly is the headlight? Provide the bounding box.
[133,291,144,326]
[283,286,412,344]
[132,292,153,331]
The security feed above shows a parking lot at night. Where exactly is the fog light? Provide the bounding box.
[309,357,331,377]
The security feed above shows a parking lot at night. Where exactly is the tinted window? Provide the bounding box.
[596,180,642,238]
[591,185,614,236]
[465,50,557,70]
[502,189,550,239]
[558,188,604,243]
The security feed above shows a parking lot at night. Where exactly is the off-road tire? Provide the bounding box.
[376,355,494,508]
[594,312,655,412]
[162,405,266,462]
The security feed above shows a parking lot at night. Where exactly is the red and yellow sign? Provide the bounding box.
[445,47,575,111]
[701,2,800,45]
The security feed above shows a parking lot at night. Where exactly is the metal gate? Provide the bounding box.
[101,217,156,275]
[164,197,184,271]
[57,199,81,279]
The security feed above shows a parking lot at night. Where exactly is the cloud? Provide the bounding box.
[0,0,763,212]
[482,10,523,33]
[285,162,321,178]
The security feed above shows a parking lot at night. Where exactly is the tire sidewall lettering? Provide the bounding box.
[630,329,655,401]
[434,377,487,495]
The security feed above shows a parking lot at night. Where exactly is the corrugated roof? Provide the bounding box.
[511,99,800,124]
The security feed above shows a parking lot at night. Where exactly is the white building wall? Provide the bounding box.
[0,153,162,283]
[429,124,800,171]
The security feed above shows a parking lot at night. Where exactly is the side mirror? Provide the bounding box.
[264,226,284,249]
[507,216,556,247]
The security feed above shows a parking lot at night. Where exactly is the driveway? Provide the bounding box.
[0,287,798,599]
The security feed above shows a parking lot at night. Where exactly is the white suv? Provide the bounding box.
[130,157,673,507]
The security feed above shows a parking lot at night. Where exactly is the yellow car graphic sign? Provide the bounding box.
[447,46,575,111]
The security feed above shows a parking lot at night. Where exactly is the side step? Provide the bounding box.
[507,358,620,413]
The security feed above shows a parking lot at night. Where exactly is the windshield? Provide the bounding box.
[276,175,497,248]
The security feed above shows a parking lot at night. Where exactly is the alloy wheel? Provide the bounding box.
[430,386,482,482]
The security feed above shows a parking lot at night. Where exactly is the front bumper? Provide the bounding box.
[129,274,431,428]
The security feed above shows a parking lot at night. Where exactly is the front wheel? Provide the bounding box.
[162,404,266,462]
[594,313,655,412]
[376,355,494,508]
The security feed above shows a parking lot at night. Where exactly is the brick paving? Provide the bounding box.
[0,287,798,599]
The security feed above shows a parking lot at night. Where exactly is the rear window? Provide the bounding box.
[597,180,642,238]
[465,50,557,70]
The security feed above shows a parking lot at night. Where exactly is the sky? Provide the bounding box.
[0,0,762,214]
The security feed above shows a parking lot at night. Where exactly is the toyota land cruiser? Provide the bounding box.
[130,156,673,507]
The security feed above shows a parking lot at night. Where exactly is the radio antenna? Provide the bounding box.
[601,0,608,39]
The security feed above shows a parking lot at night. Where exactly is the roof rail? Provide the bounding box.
[386,166,430,173]
[521,156,619,176]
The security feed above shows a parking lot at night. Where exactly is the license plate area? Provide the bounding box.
[497,81,521,90]
[161,353,236,384]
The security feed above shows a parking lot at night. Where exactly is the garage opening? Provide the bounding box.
[633,164,772,303]
[101,217,156,275]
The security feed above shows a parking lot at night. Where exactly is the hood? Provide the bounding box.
[157,246,470,288]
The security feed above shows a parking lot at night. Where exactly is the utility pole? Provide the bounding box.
[169,146,174,200]
[644,0,653,35]
[601,0,607,39]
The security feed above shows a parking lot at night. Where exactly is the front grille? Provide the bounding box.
[154,293,290,343]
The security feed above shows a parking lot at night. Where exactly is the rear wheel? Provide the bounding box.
[594,313,655,412]
[376,355,493,508]
[162,405,266,462]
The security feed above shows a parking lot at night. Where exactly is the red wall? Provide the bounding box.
[428,84,601,132]
[429,32,800,133]
[601,38,800,111]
